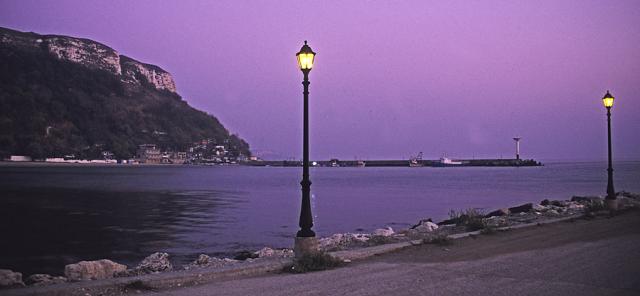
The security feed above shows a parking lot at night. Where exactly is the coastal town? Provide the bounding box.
[3,136,541,167]
[3,138,254,165]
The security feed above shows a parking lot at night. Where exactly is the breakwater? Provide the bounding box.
[244,158,542,167]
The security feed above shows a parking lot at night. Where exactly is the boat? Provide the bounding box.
[330,158,340,167]
[437,156,462,166]
[409,152,423,167]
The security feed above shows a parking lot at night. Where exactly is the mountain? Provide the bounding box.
[0,27,250,159]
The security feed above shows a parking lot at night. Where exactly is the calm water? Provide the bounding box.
[1,161,639,275]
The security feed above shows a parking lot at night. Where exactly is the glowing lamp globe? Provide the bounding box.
[602,90,615,108]
[296,41,315,71]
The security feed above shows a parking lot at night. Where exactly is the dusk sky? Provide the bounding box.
[1,0,638,161]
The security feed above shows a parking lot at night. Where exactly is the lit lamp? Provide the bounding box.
[602,91,614,108]
[294,41,318,256]
[296,41,315,71]
[602,90,617,210]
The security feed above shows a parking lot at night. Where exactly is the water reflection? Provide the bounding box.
[1,162,639,276]
[0,187,242,275]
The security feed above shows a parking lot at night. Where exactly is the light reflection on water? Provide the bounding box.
[0,161,639,275]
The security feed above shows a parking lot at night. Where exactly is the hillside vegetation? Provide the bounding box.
[0,36,250,159]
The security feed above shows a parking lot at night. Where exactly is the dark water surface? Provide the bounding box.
[1,161,639,275]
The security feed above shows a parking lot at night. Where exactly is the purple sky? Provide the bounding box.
[1,0,639,161]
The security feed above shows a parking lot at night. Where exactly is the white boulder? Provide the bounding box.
[134,252,173,274]
[373,227,395,237]
[64,259,127,281]
[0,269,25,288]
[319,233,370,251]
[533,204,548,212]
[567,203,584,210]
[253,247,294,258]
[183,254,239,270]
[254,247,275,257]
[413,221,439,233]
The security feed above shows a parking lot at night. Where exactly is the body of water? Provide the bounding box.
[1,161,639,275]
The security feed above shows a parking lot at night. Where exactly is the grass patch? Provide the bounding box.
[368,235,398,246]
[584,199,606,218]
[426,233,452,246]
[283,252,343,273]
[480,225,498,235]
[449,208,487,231]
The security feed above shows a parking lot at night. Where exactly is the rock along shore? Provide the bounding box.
[1,191,638,294]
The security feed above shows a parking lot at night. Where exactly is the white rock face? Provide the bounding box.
[0,269,25,288]
[121,56,177,93]
[1,27,177,93]
[45,36,122,75]
[373,227,395,237]
[64,259,127,281]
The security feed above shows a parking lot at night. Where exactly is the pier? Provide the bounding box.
[244,158,542,167]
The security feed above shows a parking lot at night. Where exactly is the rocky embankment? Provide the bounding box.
[0,247,295,289]
[1,191,638,290]
[316,191,639,252]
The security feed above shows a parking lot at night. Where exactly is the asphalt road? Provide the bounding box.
[150,211,640,296]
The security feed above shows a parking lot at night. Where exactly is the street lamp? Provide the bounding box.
[294,41,318,255]
[602,90,617,210]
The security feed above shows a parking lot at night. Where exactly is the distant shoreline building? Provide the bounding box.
[7,155,32,162]
[137,144,161,164]
[170,151,187,164]
[3,137,245,165]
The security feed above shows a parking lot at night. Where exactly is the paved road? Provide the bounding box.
[151,211,640,296]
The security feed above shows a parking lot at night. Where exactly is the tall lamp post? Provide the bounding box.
[602,90,617,210]
[295,41,318,255]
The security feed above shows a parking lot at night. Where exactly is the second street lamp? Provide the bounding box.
[294,41,318,255]
[602,90,617,210]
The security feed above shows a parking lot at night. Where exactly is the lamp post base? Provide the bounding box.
[294,236,319,258]
[605,198,618,211]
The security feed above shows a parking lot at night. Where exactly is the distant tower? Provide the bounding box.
[513,137,522,160]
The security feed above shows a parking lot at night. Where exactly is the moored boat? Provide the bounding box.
[409,152,424,167]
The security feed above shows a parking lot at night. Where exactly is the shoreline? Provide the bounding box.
[1,158,543,168]
[2,191,639,293]
[2,159,639,168]
[0,161,186,167]
[6,211,639,296]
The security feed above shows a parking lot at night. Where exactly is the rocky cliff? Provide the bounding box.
[0,26,250,159]
[120,56,177,93]
[0,27,176,93]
